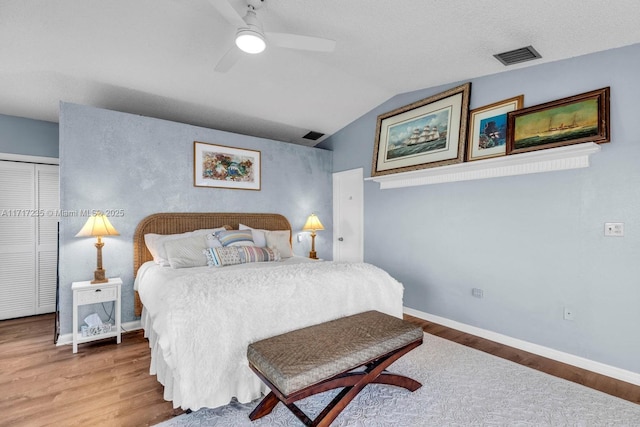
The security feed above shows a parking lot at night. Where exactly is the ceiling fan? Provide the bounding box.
[210,0,336,72]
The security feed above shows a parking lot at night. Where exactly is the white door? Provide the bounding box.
[36,164,59,314]
[332,168,363,262]
[0,161,59,320]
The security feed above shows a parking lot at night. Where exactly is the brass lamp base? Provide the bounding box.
[91,268,108,284]
[91,239,108,284]
[308,232,318,259]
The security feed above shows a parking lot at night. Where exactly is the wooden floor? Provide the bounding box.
[404,314,640,405]
[1,314,638,427]
[0,314,184,427]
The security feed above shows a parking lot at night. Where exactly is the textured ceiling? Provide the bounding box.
[1,0,639,146]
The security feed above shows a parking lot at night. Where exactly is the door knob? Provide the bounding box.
[338,237,344,241]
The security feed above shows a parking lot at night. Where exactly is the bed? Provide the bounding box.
[133,212,405,410]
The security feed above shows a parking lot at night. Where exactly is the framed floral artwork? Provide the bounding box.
[193,141,261,190]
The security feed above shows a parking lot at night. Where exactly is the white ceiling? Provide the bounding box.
[1,0,640,146]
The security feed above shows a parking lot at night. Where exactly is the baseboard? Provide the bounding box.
[404,306,640,387]
[56,320,142,346]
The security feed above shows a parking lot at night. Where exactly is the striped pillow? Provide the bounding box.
[215,229,254,247]
[206,247,243,267]
[241,246,281,263]
[205,246,280,267]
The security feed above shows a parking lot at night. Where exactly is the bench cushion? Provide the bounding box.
[247,310,423,396]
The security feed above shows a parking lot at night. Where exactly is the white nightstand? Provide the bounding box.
[72,277,122,353]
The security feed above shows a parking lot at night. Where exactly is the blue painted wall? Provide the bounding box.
[0,113,59,158]
[58,103,332,334]
[319,43,640,374]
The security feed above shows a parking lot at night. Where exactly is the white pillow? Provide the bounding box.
[164,235,208,269]
[265,230,293,258]
[238,223,267,247]
[144,227,227,266]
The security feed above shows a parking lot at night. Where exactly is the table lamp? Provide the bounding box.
[302,213,324,259]
[75,212,120,284]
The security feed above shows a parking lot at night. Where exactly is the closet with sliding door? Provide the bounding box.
[0,160,59,320]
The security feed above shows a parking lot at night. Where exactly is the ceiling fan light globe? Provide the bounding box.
[235,29,266,54]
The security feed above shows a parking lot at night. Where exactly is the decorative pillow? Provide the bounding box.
[205,246,280,267]
[207,247,244,267]
[241,246,281,263]
[144,227,228,266]
[164,235,208,269]
[215,229,255,247]
[265,230,293,258]
[238,223,267,247]
[203,247,217,267]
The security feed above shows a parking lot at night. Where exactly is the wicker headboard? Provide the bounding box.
[133,212,292,316]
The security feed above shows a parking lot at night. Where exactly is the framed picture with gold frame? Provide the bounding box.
[193,141,261,190]
[371,83,471,176]
[466,95,524,161]
[506,87,610,155]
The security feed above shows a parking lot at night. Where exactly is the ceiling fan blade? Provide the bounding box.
[266,32,336,52]
[209,0,245,28]
[214,46,242,73]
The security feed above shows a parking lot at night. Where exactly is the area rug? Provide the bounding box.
[155,333,640,426]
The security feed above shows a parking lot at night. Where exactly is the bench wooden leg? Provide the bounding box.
[249,338,422,426]
[249,391,279,420]
[372,372,422,391]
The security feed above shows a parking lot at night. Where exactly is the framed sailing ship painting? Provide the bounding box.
[371,82,471,177]
[506,87,610,155]
[467,95,523,161]
[193,141,261,190]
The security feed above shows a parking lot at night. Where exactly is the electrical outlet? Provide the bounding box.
[563,307,575,321]
[604,222,624,237]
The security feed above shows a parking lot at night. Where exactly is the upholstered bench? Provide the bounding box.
[247,310,423,426]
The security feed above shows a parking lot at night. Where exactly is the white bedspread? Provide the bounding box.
[135,259,404,410]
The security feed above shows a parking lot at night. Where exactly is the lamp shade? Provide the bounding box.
[302,213,324,232]
[75,212,120,238]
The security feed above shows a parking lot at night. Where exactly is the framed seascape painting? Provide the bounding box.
[193,141,261,190]
[371,82,471,177]
[466,95,524,161]
[506,87,610,155]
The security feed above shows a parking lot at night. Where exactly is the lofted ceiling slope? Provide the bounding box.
[1,0,639,146]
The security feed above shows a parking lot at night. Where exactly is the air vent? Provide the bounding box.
[494,45,541,66]
[302,131,324,141]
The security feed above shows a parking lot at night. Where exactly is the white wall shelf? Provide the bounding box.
[365,142,601,189]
